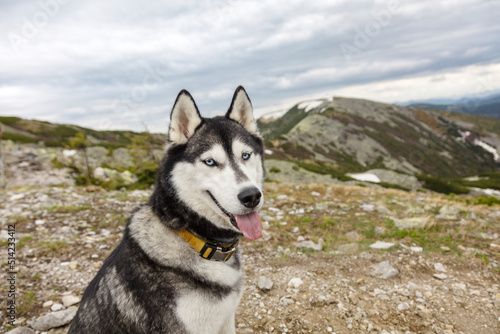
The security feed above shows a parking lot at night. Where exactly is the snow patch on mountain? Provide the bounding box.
[473,139,499,161]
[297,100,323,112]
[347,173,381,183]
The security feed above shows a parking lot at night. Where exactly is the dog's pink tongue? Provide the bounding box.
[235,212,262,241]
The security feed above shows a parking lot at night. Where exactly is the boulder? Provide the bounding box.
[29,308,78,331]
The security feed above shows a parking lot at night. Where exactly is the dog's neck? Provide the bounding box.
[148,186,242,245]
[185,218,242,246]
[175,229,239,262]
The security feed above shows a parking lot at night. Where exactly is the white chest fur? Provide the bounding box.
[175,289,242,334]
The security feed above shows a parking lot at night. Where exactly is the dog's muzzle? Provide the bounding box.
[207,191,239,229]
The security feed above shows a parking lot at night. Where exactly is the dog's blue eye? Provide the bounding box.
[204,159,216,166]
[242,153,251,160]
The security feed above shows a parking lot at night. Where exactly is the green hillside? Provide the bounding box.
[0,116,164,149]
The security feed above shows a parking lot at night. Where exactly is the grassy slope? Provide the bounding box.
[0,116,165,148]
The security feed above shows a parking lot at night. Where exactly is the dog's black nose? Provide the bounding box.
[238,187,262,208]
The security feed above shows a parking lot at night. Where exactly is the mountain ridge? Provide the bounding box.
[258,96,500,188]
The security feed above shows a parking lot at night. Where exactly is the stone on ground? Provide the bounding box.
[29,308,78,331]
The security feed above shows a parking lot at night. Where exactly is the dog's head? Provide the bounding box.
[160,86,264,240]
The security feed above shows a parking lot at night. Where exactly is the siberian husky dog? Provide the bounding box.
[68,86,264,334]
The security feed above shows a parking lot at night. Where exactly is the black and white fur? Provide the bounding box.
[68,86,264,334]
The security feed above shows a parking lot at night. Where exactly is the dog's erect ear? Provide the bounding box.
[168,90,203,144]
[226,86,259,135]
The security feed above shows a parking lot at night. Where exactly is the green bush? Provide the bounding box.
[270,167,281,173]
[458,172,500,191]
[417,174,469,194]
[474,196,500,206]
[378,182,410,191]
[295,161,353,182]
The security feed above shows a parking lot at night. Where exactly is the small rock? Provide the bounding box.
[400,243,423,253]
[440,246,451,252]
[297,236,305,242]
[69,261,78,270]
[436,205,460,220]
[434,263,447,272]
[360,203,375,212]
[433,273,448,280]
[29,308,78,331]
[51,303,64,311]
[490,243,500,252]
[393,217,429,230]
[371,261,399,280]
[288,277,304,288]
[296,240,323,252]
[257,277,274,292]
[280,297,295,306]
[35,219,45,225]
[62,295,81,307]
[5,327,35,334]
[311,191,321,197]
[398,302,410,311]
[369,241,395,250]
[410,246,423,253]
[42,300,54,308]
[417,308,432,319]
[260,230,271,241]
[91,254,99,259]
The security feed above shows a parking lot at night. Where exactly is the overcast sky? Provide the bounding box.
[1,0,500,132]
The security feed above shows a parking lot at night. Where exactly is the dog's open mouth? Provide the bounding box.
[207,191,262,241]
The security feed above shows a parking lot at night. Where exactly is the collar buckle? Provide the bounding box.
[200,241,239,262]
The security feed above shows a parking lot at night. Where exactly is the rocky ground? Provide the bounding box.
[1,147,500,334]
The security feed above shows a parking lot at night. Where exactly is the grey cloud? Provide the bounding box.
[0,0,499,131]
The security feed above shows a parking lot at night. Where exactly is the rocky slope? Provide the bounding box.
[259,97,500,185]
[1,148,499,334]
